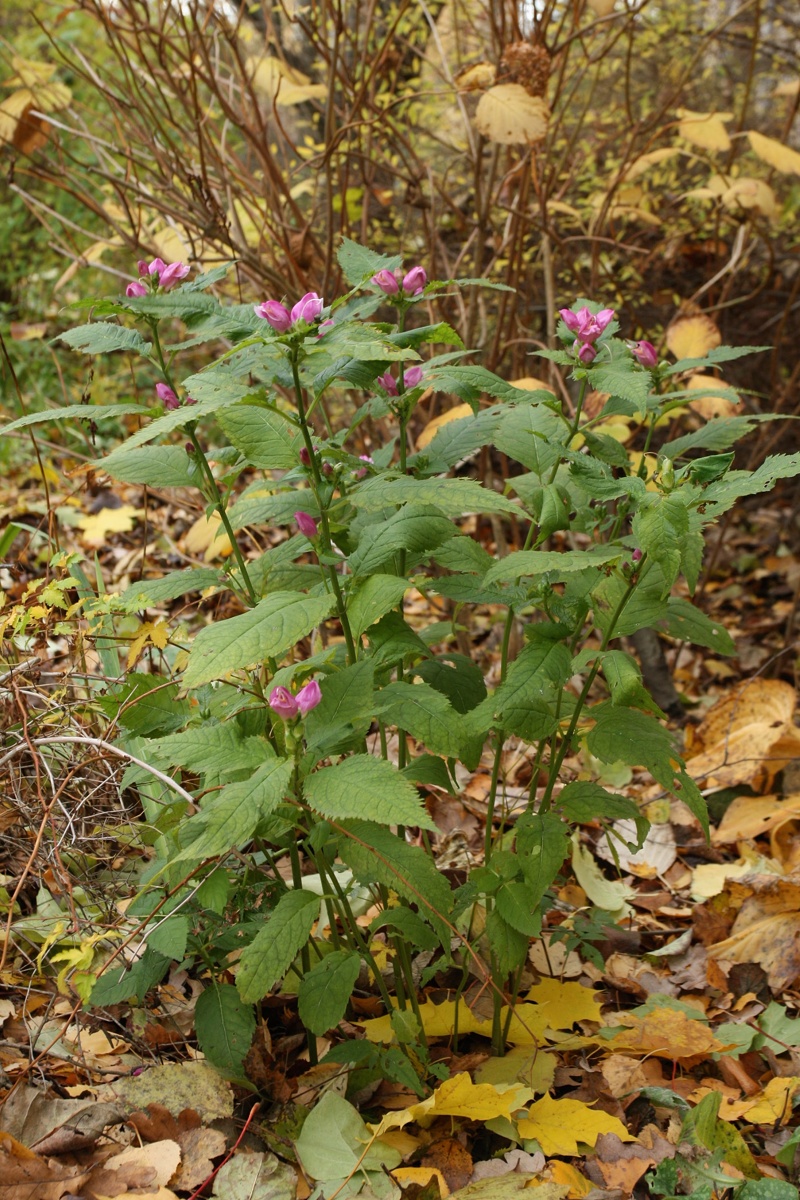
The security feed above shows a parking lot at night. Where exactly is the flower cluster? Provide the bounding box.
[377,365,424,396]
[268,680,322,720]
[126,257,190,297]
[559,305,615,364]
[371,266,427,297]
[254,292,324,333]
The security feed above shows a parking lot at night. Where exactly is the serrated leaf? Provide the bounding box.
[337,238,402,285]
[485,909,529,974]
[217,405,302,469]
[54,323,152,357]
[703,454,800,518]
[659,597,735,653]
[496,880,541,936]
[184,592,335,687]
[121,568,223,607]
[175,758,293,862]
[304,660,376,752]
[297,950,361,1035]
[486,546,620,584]
[351,475,518,516]
[338,820,453,946]
[1,402,150,435]
[348,505,456,576]
[378,680,466,757]
[304,755,435,829]
[195,983,256,1079]
[103,445,197,487]
[494,403,565,476]
[515,812,569,907]
[237,890,319,1002]
[557,781,642,825]
[346,574,408,639]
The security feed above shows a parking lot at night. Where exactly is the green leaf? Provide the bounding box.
[237,890,319,1002]
[54,323,152,357]
[295,1091,401,1183]
[432,536,495,575]
[175,758,293,861]
[401,754,457,795]
[416,654,488,713]
[486,546,620,584]
[346,575,408,639]
[304,756,435,829]
[304,660,376,752]
[87,949,170,1007]
[338,238,402,285]
[590,355,653,407]
[659,597,735,653]
[211,1150,296,1200]
[1,402,150,435]
[147,723,272,780]
[496,880,541,936]
[469,640,570,740]
[738,1181,800,1200]
[515,812,569,907]
[597,649,655,708]
[368,611,430,665]
[348,505,457,576]
[217,405,302,469]
[195,983,256,1080]
[297,950,361,1035]
[410,407,505,471]
[114,369,259,451]
[665,344,769,374]
[703,453,800,519]
[494,403,565,476]
[352,476,518,516]
[557,781,643,826]
[378,680,465,757]
[662,414,786,459]
[426,365,550,407]
[184,592,335,687]
[103,445,197,488]
[632,495,689,590]
[146,915,189,961]
[121,567,224,607]
[485,909,529,976]
[338,820,453,946]
[123,292,219,320]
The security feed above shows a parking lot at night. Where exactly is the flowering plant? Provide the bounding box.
[16,241,797,1082]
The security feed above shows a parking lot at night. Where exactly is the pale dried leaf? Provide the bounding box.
[475,84,548,145]
[721,177,777,219]
[676,109,733,152]
[747,130,800,176]
[666,313,722,360]
[686,374,739,420]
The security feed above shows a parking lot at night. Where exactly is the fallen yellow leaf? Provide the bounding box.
[416,403,475,450]
[686,679,800,791]
[517,1095,634,1156]
[686,373,739,420]
[666,312,722,360]
[393,1167,449,1197]
[182,511,233,561]
[78,504,140,548]
[604,1006,725,1062]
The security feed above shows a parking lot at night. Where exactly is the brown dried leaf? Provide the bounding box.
[708,873,800,989]
[0,1132,89,1200]
[685,679,799,791]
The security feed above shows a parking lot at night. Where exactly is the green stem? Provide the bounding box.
[148,320,257,606]
[289,351,358,664]
[288,836,317,1066]
[539,559,647,813]
[547,375,589,487]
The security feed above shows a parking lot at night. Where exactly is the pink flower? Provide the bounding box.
[576,342,597,365]
[359,454,374,464]
[156,382,180,409]
[632,340,657,368]
[377,371,399,397]
[403,365,424,388]
[269,686,299,719]
[254,300,292,332]
[372,269,400,295]
[560,305,615,344]
[137,260,150,278]
[158,261,190,290]
[299,446,312,466]
[296,679,322,715]
[290,292,324,324]
[146,257,167,278]
[317,319,334,337]
[126,281,147,297]
[402,266,427,295]
[632,548,642,562]
[295,511,319,538]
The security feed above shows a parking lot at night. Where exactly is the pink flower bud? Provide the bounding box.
[403,365,424,389]
[185,442,195,455]
[269,686,300,719]
[372,269,400,295]
[147,257,167,278]
[322,461,334,477]
[402,266,427,295]
[632,548,642,562]
[137,260,150,278]
[185,395,197,406]
[632,340,657,369]
[295,511,319,538]
[296,679,322,715]
[576,342,597,364]
[254,300,293,332]
[317,319,334,338]
[156,382,180,409]
[158,261,190,290]
[290,292,324,325]
[126,281,147,297]
[377,371,398,397]
[359,454,374,464]
[299,446,312,466]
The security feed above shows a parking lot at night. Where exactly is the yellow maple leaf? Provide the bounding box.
[703,1076,800,1124]
[605,1006,724,1062]
[78,504,140,548]
[547,1161,595,1197]
[370,1073,528,1138]
[393,1167,448,1197]
[523,977,603,1025]
[127,620,170,669]
[517,1095,634,1156]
